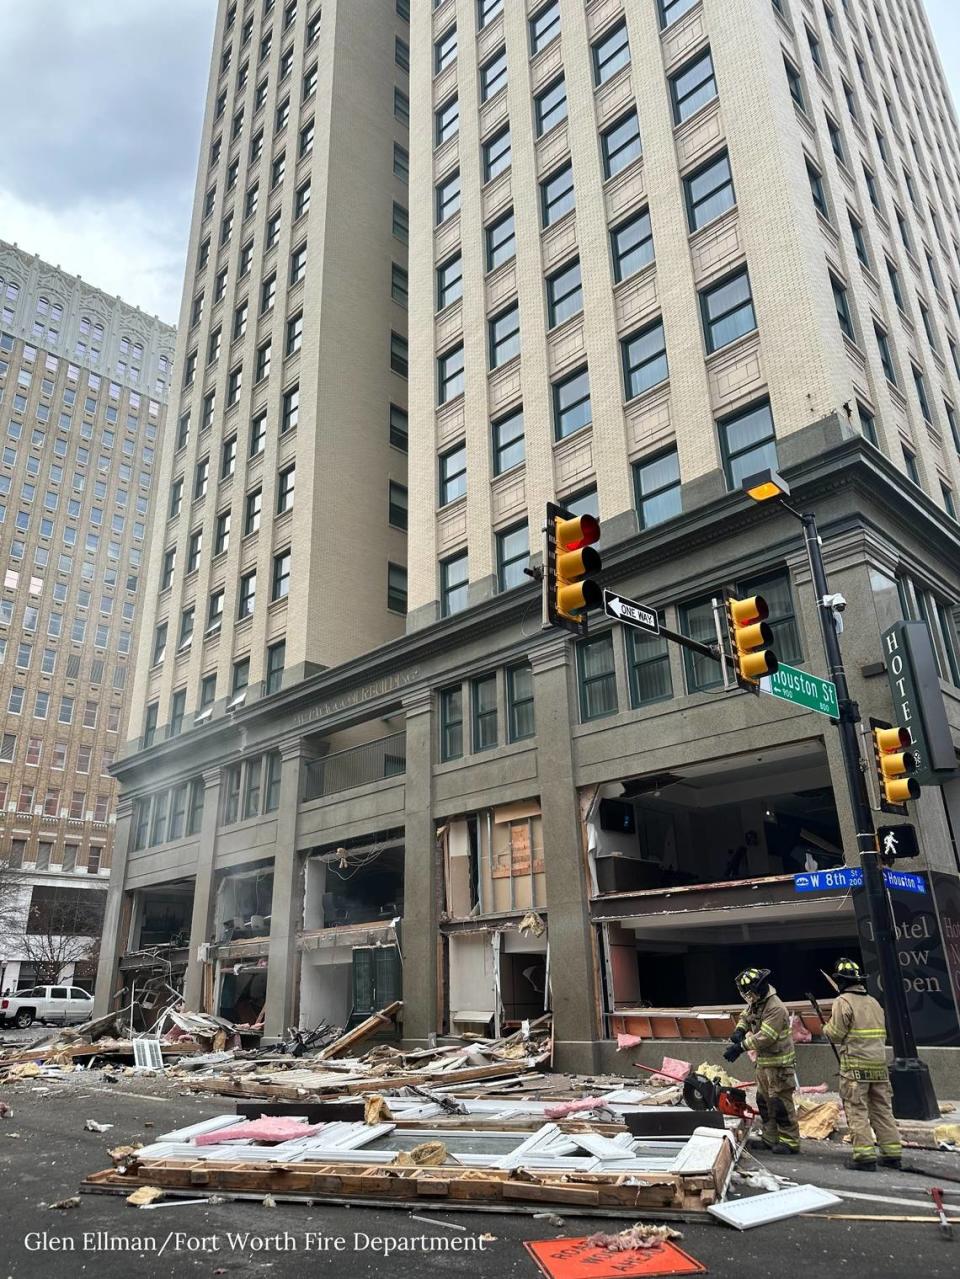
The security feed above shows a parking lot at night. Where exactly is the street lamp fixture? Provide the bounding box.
[742,468,791,504]
[739,469,939,1120]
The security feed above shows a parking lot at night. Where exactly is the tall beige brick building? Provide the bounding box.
[0,241,174,993]
[126,0,410,750]
[407,0,960,617]
[98,0,960,1075]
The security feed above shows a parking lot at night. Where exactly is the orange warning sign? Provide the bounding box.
[524,1237,706,1279]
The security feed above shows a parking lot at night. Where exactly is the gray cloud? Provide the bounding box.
[0,0,216,322]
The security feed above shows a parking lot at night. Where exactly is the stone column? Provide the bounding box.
[93,795,134,1016]
[262,738,308,1040]
[400,686,436,1045]
[530,634,601,1072]
[182,768,224,1010]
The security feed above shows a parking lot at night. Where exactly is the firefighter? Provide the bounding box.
[723,966,800,1154]
[822,958,902,1171]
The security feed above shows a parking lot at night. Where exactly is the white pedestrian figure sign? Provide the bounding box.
[876,824,919,862]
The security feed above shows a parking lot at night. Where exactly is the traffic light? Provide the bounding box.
[724,591,779,691]
[545,501,602,635]
[871,717,920,814]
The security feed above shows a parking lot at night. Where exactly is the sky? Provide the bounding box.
[0,1,216,326]
[0,1,957,328]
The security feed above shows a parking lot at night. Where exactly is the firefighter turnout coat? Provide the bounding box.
[736,986,796,1067]
[823,987,888,1080]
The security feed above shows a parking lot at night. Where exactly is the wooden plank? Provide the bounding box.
[82,1164,715,1217]
[417,1179,449,1196]
[318,1002,403,1060]
[501,1182,601,1206]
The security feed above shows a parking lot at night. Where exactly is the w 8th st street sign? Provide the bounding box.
[760,661,839,719]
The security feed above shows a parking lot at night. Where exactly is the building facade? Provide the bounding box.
[0,240,174,993]
[98,0,960,1068]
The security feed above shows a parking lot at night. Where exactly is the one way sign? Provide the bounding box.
[602,589,660,636]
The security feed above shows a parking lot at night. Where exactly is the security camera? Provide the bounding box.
[823,593,846,612]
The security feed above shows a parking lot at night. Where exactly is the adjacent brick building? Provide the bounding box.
[0,240,174,991]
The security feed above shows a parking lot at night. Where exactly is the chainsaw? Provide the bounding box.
[633,1061,758,1119]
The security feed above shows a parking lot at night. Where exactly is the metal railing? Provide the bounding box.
[302,731,406,800]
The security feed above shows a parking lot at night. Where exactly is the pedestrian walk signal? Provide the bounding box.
[871,717,920,814]
[546,501,602,636]
[877,823,920,864]
[724,591,779,691]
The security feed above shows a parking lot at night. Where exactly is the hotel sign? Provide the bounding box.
[882,622,957,785]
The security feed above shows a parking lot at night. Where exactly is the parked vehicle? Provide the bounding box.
[0,985,94,1028]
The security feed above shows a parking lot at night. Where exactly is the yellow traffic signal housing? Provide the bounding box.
[546,502,602,635]
[724,592,779,690]
[871,718,920,814]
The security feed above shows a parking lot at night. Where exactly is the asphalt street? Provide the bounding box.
[0,1071,958,1279]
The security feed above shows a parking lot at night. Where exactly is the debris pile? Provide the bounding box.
[82,1100,738,1216]
[169,1009,553,1101]
[0,1007,246,1076]
[585,1223,683,1251]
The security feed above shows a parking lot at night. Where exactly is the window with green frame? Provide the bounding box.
[507,664,535,740]
[440,685,463,761]
[738,570,802,667]
[680,569,801,693]
[472,673,498,751]
[935,601,960,686]
[678,595,723,693]
[627,624,672,707]
[577,632,618,720]
[914,586,960,688]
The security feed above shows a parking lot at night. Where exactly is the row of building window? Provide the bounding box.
[437,570,800,753]
[5,837,103,874]
[0,781,111,822]
[171,382,299,521]
[222,750,282,825]
[132,778,206,850]
[787,15,960,331]
[0,350,159,424]
[162,461,295,591]
[143,638,287,747]
[437,393,778,616]
[4,687,112,726]
[435,144,736,397]
[431,0,960,367]
[433,39,959,508]
[0,731,112,773]
[153,549,290,670]
[439,663,533,762]
[791,70,960,502]
[0,281,168,389]
[778,0,960,241]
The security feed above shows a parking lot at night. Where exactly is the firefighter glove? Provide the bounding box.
[723,1043,744,1063]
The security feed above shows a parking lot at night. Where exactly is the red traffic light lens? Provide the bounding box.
[561,514,600,550]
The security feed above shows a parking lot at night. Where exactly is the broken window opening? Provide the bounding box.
[586,746,843,896]
[443,801,546,918]
[216,865,274,941]
[305,842,404,928]
[134,884,195,948]
[217,963,267,1025]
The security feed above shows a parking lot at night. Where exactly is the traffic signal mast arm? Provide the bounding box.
[544,506,772,680]
[655,622,724,664]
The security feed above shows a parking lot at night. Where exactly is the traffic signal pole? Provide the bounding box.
[799,511,939,1119]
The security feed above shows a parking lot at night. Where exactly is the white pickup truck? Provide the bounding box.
[0,985,94,1028]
